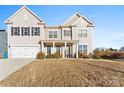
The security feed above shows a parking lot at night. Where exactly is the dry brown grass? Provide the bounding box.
[0,59,124,87]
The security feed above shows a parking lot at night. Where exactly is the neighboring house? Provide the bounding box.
[119,47,124,52]
[95,47,108,51]
[0,30,7,57]
[5,6,94,58]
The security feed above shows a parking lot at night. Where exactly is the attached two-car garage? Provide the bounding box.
[10,47,40,58]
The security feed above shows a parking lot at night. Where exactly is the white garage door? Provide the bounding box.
[11,47,40,58]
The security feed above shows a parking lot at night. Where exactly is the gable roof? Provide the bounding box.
[63,12,95,26]
[5,6,45,24]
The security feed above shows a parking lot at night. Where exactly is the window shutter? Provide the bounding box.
[28,27,30,36]
[18,27,20,36]
[11,27,13,36]
[38,27,40,36]
[21,27,23,36]
[32,27,34,36]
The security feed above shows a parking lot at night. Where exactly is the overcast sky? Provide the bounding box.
[0,5,124,49]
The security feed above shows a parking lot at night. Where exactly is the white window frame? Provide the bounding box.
[83,45,87,54]
[22,27,30,36]
[64,30,71,37]
[49,31,57,38]
[83,29,87,37]
[78,29,88,38]
[78,44,88,54]
[11,27,20,36]
[32,27,40,36]
[78,29,83,37]
[47,46,52,55]
[24,14,28,20]
[78,45,83,54]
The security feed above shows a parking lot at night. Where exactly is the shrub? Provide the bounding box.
[78,53,89,59]
[46,52,62,59]
[101,50,113,59]
[88,52,93,59]
[53,52,62,58]
[46,54,54,59]
[92,49,124,59]
[117,52,124,59]
[92,50,102,59]
[100,51,124,59]
[36,52,45,59]
[110,52,124,59]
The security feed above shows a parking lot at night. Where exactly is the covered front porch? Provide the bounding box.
[39,40,79,58]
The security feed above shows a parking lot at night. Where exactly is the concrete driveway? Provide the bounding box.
[0,59,34,81]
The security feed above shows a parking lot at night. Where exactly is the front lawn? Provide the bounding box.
[0,59,124,87]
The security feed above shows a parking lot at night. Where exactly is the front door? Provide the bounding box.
[66,46,72,58]
[47,46,51,55]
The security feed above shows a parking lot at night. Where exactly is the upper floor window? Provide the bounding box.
[11,27,20,36]
[78,29,87,38]
[24,14,28,20]
[22,27,30,36]
[32,27,40,36]
[49,31,57,38]
[64,30,71,37]
[78,29,83,37]
[83,29,87,37]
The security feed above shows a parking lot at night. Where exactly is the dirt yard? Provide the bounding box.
[0,59,124,87]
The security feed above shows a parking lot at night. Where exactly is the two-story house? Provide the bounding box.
[5,6,94,58]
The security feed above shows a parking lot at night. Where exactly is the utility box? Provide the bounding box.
[4,51,8,59]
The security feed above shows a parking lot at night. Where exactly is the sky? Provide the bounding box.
[0,5,124,49]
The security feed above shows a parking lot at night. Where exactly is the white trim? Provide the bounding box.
[63,12,81,26]
[82,15,95,26]
[63,12,94,26]
[5,5,45,24]
[71,17,82,26]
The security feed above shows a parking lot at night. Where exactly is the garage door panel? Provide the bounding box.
[11,47,40,58]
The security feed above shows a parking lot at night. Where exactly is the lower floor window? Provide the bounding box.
[78,45,83,54]
[78,45,87,54]
[83,45,87,54]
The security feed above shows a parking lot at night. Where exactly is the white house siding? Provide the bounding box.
[72,17,93,54]
[7,7,44,58]
[45,28,61,40]
[8,8,44,46]
[64,13,80,26]
[6,6,94,58]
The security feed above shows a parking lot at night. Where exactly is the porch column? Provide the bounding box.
[41,42,44,53]
[76,43,78,58]
[8,45,12,59]
[52,42,55,54]
[64,42,67,58]
[62,47,64,58]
